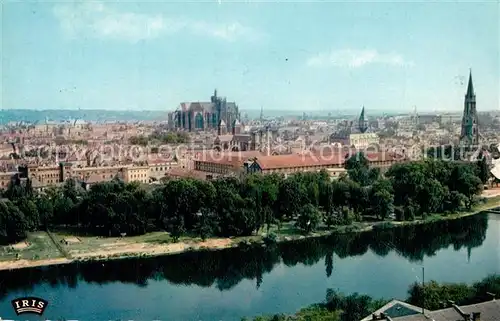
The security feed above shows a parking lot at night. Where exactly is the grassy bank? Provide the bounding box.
[1,196,499,271]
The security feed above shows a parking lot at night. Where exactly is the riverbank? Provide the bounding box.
[1,195,499,271]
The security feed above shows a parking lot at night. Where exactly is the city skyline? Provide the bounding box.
[2,1,499,112]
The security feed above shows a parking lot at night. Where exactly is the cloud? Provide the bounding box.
[190,21,261,42]
[306,49,413,68]
[53,2,260,43]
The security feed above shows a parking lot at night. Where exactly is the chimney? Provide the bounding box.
[472,312,480,321]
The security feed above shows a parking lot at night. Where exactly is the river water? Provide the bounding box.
[1,213,499,321]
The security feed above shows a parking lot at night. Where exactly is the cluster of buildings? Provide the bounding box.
[0,71,498,191]
[361,297,499,321]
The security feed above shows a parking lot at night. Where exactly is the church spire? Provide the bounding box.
[460,69,479,146]
[466,69,474,98]
[358,106,368,133]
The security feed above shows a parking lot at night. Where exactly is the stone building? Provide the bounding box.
[171,90,241,132]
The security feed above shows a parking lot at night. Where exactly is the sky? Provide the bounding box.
[2,0,499,113]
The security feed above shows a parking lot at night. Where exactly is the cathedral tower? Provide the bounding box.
[460,70,479,145]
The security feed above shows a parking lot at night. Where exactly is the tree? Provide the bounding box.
[36,195,54,228]
[295,204,321,233]
[476,154,490,184]
[0,157,489,243]
[370,187,394,220]
[0,200,29,244]
[194,209,215,241]
[345,153,375,186]
[417,178,446,215]
[277,178,305,220]
[15,198,39,230]
[449,164,483,208]
[407,280,475,310]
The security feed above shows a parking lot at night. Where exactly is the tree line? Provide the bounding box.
[0,153,488,245]
[246,274,500,321]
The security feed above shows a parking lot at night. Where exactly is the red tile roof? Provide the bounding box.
[254,154,345,170]
[195,151,267,166]
[253,151,406,170]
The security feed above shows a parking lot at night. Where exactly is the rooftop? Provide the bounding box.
[390,300,500,321]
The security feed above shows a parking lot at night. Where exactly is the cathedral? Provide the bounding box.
[169,90,241,132]
[329,106,378,149]
[459,71,480,145]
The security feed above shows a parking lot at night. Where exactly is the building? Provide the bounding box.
[71,165,123,183]
[123,165,149,184]
[192,151,266,177]
[194,154,246,178]
[247,154,345,178]
[247,151,406,177]
[148,159,178,181]
[0,171,15,189]
[365,299,500,321]
[418,114,441,125]
[349,133,380,149]
[246,152,348,178]
[213,134,253,152]
[460,70,480,145]
[170,89,241,132]
[491,157,500,185]
[0,160,181,191]
[27,165,61,186]
[360,300,428,320]
[330,107,377,147]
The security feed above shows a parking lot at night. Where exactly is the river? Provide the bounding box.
[1,213,499,321]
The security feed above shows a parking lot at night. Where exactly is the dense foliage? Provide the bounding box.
[243,290,388,321]
[0,155,486,245]
[407,274,500,310]
[128,131,189,146]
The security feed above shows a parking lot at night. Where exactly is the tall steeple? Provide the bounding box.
[211,89,218,103]
[358,106,368,133]
[466,69,474,98]
[460,69,479,145]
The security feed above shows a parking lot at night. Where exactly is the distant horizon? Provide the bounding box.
[3,2,499,112]
[2,107,499,116]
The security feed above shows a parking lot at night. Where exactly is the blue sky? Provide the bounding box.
[2,1,499,113]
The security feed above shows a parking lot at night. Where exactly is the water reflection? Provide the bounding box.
[0,213,488,298]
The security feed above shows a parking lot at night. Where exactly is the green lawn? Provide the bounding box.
[0,231,64,261]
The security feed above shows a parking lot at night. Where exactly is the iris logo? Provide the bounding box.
[11,297,48,316]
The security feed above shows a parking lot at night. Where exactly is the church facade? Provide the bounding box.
[170,90,241,132]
